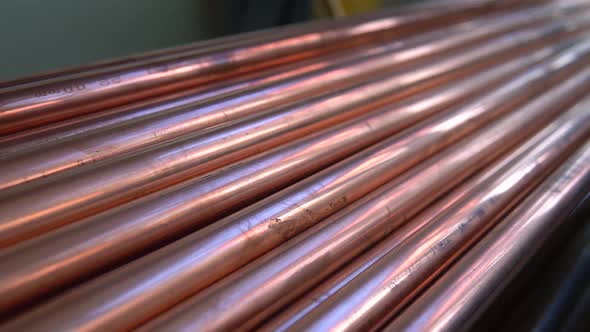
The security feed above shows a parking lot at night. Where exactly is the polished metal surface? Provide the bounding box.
[1,3,589,331]
[8,44,582,330]
[133,64,590,332]
[0,51,538,313]
[0,8,558,190]
[0,5,563,156]
[260,112,559,331]
[0,0,518,90]
[4,20,586,249]
[288,96,590,332]
[387,117,590,332]
[0,0,511,135]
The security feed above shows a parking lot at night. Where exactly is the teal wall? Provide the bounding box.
[0,0,419,81]
[0,0,222,80]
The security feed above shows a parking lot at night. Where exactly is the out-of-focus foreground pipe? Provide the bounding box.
[497,207,590,332]
[0,8,558,189]
[8,43,588,331]
[287,94,590,332]
[0,50,540,313]
[0,0,516,135]
[387,122,590,332]
[3,22,586,249]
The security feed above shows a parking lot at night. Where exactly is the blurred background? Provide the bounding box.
[0,0,419,81]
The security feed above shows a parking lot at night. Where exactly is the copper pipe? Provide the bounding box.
[0,18,335,90]
[6,42,588,332]
[0,9,554,186]
[0,52,538,313]
[0,35,404,156]
[0,1,548,93]
[0,8,572,190]
[2,23,582,249]
[286,91,590,332]
[0,0,510,135]
[260,110,558,332]
[0,41,382,156]
[0,6,557,158]
[386,121,590,332]
[0,24,298,90]
[131,65,590,332]
[0,44,385,157]
[1,7,497,155]
[387,151,590,331]
[0,0,517,90]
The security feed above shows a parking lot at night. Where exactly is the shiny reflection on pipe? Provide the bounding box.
[260,118,555,332]
[0,22,316,91]
[289,96,590,332]
[0,9,562,190]
[133,67,590,332]
[0,43,377,157]
[386,115,590,332]
[0,17,343,90]
[6,44,586,332]
[2,23,580,249]
[0,54,536,313]
[4,0,559,90]
[0,0,516,90]
[0,0,504,134]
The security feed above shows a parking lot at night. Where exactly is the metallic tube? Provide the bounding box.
[0,18,338,90]
[0,0,506,134]
[0,9,567,190]
[0,42,383,156]
[132,66,590,332]
[0,0,515,90]
[0,7,555,158]
[499,214,590,332]
[386,125,590,332]
[287,96,590,332]
[2,25,582,249]
[0,0,544,89]
[260,113,558,332]
[0,53,537,313]
[0,24,301,90]
[7,44,588,332]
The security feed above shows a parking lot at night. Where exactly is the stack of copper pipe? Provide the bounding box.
[1,0,590,331]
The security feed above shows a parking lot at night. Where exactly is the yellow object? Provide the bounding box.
[314,0,384,18]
